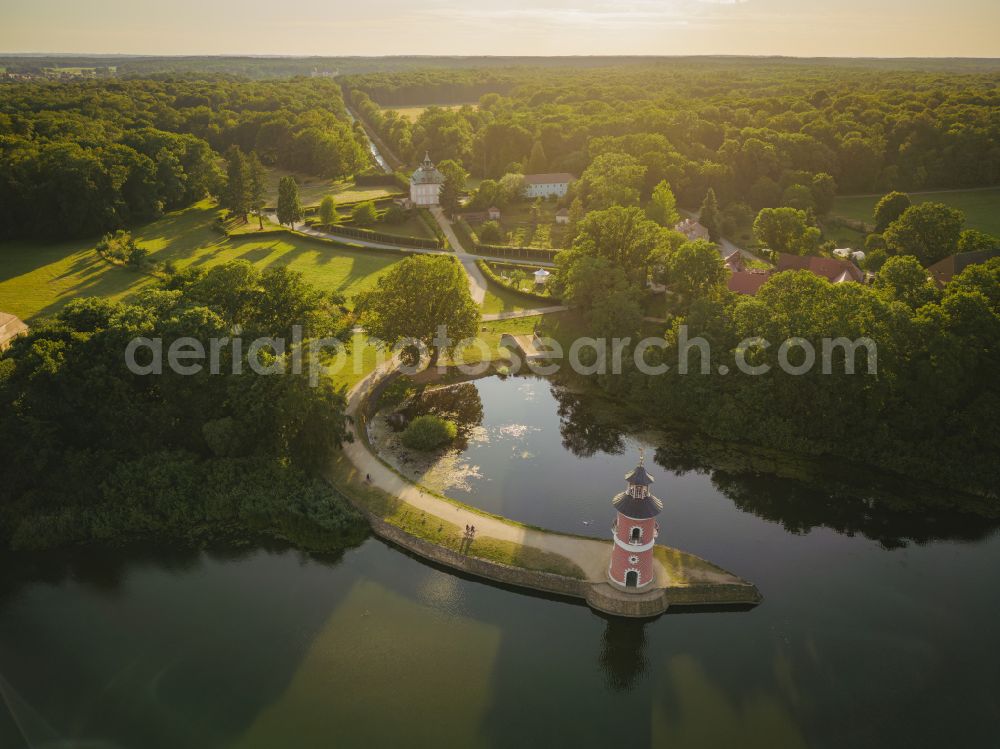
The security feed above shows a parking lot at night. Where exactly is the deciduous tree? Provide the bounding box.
[356,256,479,366]
[753,207,821,255]
[884,202,963,265]
[874,191,912,232]
[646,180,680,228]
[569,205,670,286]
[437,159,468,216]
[666,240,728,302]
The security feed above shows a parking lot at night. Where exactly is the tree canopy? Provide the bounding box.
[566,205,671,285]
[753,207,821,255]
[883,202,964,265]
[356,255,479,365]
[0,77,367,240]
[0,261,364,551]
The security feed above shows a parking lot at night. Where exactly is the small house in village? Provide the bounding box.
[487,206,501,221]
[409,152,444,206]
[727,270,771,296]
[675,218,710,242]
[727,251,868,296]
[775,253,865,284]
[927,248,1000,286]
[523,173,575,199]
[554,208,570,225]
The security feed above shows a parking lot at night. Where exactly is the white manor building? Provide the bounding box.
[523,172,575,199]
[410,153,445,206]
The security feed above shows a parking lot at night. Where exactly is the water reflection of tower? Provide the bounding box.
[598,614,648,692]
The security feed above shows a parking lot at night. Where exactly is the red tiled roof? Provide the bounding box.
[728,271,771,295]
[775,253,864,283]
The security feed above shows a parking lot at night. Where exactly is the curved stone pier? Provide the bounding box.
[330,361,762,618]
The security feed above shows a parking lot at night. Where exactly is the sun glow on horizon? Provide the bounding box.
[1,0,999,58]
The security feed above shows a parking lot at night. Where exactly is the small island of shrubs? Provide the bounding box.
[400,414,458,451]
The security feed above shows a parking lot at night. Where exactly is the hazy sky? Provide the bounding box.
[3,0,999,57]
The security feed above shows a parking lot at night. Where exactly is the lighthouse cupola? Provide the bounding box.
[608,453,663,591]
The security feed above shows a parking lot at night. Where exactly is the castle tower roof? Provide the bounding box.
[411,152,445,185]
[612,453,662,518]
[625,464,654,487]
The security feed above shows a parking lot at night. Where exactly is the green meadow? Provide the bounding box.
[832,187,1000,236]
[262,168,398,208]
[0,200,405,322]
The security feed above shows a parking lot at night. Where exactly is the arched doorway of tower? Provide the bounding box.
[625,570,638,588]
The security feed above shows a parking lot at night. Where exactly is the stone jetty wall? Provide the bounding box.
[362,509,591,601]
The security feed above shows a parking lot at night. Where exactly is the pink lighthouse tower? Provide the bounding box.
[608,452,663,590]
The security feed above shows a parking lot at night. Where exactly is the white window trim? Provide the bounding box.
[614,535,655,552]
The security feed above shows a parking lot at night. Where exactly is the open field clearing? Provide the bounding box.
[0,201,405,321]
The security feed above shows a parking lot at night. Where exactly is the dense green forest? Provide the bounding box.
[0,262,368,551]
[549,196,999,497]
[634,260,1000,499]
[347,62,1000,208]
[0,77,367,238]
[1,57,997,530]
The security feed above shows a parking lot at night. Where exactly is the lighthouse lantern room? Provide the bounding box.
[608,453,663,590]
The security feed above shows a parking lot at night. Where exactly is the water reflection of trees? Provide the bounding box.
[652,443,1000,549]
[551,387,626,458]
[0,539,348,606]
[404,383,485,449]
[549,380,999,547]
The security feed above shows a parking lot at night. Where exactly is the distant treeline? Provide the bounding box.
[345,62,1000,208]
[4,55,1000,79]
[0,77,367,239]
[344,70,517,105]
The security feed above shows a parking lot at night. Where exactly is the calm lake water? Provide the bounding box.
[2,374,999,748]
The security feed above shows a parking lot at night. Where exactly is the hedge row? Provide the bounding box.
[333,193,406,210]
[476,259,561,305]
[472,243,560,263]
[391,171,412,191]
[417,207,448,248]
[227,225,417,258]
[452,217,478,250]
[312,222,442,249]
